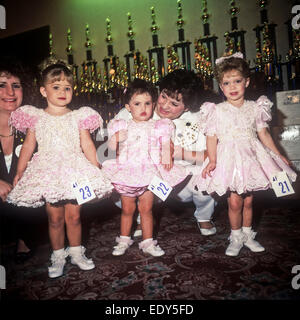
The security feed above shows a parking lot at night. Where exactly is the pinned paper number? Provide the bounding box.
[148,175,173,201]
[71,178,96,205]
[271,171,295,197]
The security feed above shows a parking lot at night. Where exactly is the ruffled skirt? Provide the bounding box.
[193,139,297,196]
[102,159,188,189]
[7,151,113,207]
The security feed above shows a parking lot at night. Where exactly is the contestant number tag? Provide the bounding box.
[148,175,173,201]
[271,171,295,197]
[71,178,96,205]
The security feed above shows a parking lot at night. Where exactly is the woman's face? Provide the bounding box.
[156,90,187,120]
[0,73,23,113]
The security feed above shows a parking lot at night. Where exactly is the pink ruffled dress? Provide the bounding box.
[7,105,113,207]
[194,96,297,196]
[102,118,188,197]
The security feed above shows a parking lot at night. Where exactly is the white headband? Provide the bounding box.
[215,52,244,65]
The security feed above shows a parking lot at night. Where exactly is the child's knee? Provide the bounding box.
[48,216,64,229]
[66,214,81,226]
[228,196,243,212]
[243,196,253,209]
[122,203,136,216]
[138,202,152,215]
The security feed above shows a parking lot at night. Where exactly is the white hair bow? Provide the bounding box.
[215,52,244,65]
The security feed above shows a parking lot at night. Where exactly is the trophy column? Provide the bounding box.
[172,0,191,71]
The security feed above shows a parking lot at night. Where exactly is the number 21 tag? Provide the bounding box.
[71,177,96,205]
[148,175,173,201]
[271,171,295,198]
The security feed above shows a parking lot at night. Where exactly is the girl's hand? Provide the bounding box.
[13,172,24,187]
[0,179,12,202]
[117,130,128,144]
[279,154,292,166]
[202,161,216,178]
[163,157,174,171]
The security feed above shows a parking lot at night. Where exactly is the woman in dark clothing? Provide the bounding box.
[0,57,38,263]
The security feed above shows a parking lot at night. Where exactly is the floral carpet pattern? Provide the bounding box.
[1,191,300,301]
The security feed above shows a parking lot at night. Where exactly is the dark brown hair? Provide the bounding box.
[124,78,158,104]
[158,69,204,112]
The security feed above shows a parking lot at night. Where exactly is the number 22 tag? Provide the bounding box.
[271,171,295,198]
[148,175,173,201]
[71,178,96,205]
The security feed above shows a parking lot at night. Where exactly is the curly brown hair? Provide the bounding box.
[214,57,250,84]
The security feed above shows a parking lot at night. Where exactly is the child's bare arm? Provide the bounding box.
[107,130,128,151]
[202,135,217,178]
[14,130,37,186]
[80,129,100,168]
[258,127,291,165]
[161,139,174,171]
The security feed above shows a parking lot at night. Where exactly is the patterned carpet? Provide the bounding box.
[1,189,300,301]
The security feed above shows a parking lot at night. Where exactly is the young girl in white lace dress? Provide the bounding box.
[194,53,297,257]
[7,62,113,277]
[102,79,188,257]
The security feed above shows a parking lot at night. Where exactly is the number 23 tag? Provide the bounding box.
[271,171,295,198]
[148,175,173,201]
[71,178,96,205]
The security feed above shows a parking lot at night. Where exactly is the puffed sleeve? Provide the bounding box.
[76,106,103,133]
[9,105,39,134]
[255,96,273,131]
[154,118,175,142]
[107,119,128,139]
[198,102,217,136]
[114,107,133,121]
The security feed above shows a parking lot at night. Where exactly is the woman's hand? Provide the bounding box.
[201,161,216,178]
[0,179,12,201]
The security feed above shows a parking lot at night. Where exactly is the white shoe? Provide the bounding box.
[139,239,165,257]
[48,249,68,278]
[112,236,133,256]
[197,221,217,236]
[67,246,95,270]
[243,230,265,252]
[225,232,247,257]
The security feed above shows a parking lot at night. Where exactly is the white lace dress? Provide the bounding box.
[193,96,297,196]
[7,105,113,207]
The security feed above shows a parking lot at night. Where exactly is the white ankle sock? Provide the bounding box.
[69,245,81,252]
[141,238,153,244]
[120,235,131,240]
[242,226,252,234]
[231,229,242,236]
[53,248,65,256]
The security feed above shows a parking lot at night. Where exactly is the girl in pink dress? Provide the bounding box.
[195,53,297,257]
[7,62,113,278]
[102,79,188,257]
